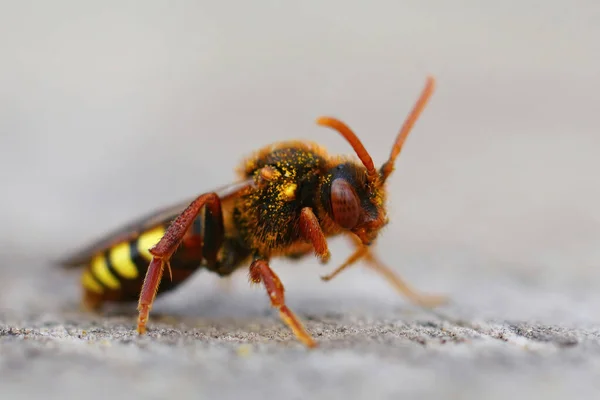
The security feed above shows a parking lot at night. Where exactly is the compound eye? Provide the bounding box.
[330,178,360,229]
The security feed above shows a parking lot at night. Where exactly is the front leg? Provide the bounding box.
[322,234,448,308]
[137,192,225,334]
[360,246,448,308]
[249,257,317,348]
[299,207,330,263]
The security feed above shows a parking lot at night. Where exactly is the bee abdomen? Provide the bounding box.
[80,225,163,293]
[82,220,205,302]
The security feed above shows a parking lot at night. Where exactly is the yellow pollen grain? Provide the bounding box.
[108,242,138,279]
[81,270,103,294]
[90,254,120,289]
[281,183,297,201]
[137,226,166,261]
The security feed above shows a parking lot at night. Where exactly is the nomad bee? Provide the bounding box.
[61,76,444,348]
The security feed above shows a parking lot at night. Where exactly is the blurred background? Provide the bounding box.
[0,1,599,325]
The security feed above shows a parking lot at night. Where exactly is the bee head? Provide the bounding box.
[317,76,435,245]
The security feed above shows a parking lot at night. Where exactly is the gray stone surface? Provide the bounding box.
[2,253,600,400]
[2,1,600,399]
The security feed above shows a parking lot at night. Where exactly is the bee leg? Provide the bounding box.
[361,248,448,308]
[344,235,448,308]
[299,207,330,263]
[320,244,369,281]
[321,235,448,308]
[249,258,317,348]
[137,192,225,334]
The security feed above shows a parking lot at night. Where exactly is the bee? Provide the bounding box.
[60,76,445,348]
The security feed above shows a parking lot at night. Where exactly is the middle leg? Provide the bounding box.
[249,258,317,348]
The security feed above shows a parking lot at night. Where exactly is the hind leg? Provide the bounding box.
[137,192,226,334]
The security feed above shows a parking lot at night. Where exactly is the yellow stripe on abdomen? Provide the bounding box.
[82,270,103,294]
[109,242,138,279]
[137,225,166,261]
[90,253,120,289]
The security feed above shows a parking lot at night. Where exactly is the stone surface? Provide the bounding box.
[1,254,600,400]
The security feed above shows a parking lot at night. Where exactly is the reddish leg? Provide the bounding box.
[322,234,447,308]
[249,258,317,348]
[361,248,448,308]
[137,192,224,334]
[299,207,330,263]
[320,244,368,281]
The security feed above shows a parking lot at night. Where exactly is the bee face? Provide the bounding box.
[320,162,387,245]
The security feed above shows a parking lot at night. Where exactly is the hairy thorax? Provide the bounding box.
[232,141,331,257]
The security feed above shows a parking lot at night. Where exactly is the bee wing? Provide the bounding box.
[58,178,254,268]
